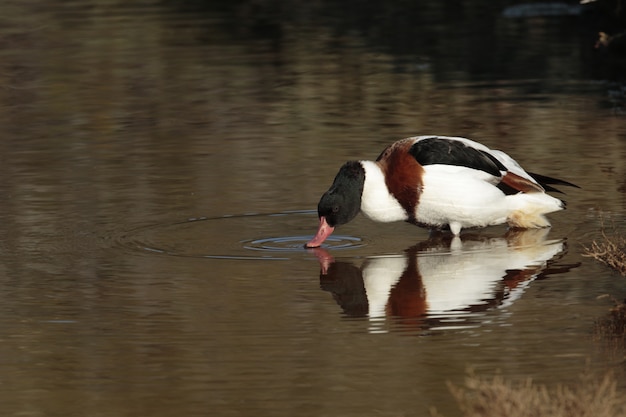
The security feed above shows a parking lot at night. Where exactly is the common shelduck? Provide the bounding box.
[305,136,578,248]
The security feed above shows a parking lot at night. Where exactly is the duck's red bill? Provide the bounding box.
[305,216,335,248]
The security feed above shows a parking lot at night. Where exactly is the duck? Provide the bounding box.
[305,136,578,248]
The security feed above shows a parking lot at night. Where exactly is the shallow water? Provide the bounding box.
[0,1,625,416]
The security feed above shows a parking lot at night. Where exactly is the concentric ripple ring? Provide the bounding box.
[115,210,365,260]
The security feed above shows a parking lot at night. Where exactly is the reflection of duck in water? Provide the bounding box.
[306,136,577,248]
[313,229,577,331]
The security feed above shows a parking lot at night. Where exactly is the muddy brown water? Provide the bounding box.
[0,1,625,417]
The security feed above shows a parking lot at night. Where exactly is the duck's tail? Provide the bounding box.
[506,192,565,229]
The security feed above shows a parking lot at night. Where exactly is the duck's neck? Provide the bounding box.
[360,161,409,223]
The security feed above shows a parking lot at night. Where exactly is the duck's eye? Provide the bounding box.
[332,205,339,213]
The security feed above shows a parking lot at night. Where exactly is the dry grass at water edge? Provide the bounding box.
[432,371,626,417]
[583,229,626,276]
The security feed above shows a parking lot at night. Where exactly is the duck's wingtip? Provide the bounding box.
[528,172,581,193]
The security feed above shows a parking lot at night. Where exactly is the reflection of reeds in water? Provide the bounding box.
[594,297,626,354]
[434,371,626,417]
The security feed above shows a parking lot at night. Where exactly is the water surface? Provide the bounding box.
[0,1,625,417]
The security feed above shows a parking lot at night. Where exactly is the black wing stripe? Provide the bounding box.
[408,137,504,177]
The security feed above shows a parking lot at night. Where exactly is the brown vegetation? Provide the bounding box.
[583,229,626,276]
[437,371,626,417]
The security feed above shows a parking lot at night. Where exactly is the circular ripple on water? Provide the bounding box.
[116,211,365,260]
[242,235,364,252]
